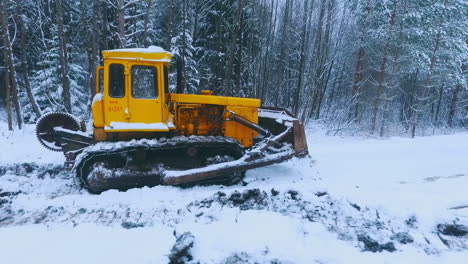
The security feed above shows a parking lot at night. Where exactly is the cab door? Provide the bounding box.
[104,62,129,129]
[127,63,166,130]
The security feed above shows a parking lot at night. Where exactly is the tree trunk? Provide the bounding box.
[316,56,335,119]
[314,0,335,120]
[350,0,371,122]
[89,0,100,100]
[326,61,344,117]
[142,0,153,47]
[176,1,188,94]
[405,69,418,130]
[167,0,175,50]
[379,100,389,137]
[411,0,448,138]
[293,0,311,116]
[351,47,365,121]
[2,50,13,130]
[176,56,185,94]
[15,0,42,118]
[55,0,72,113]
[308,0,326,119]
[434,85,443,124]
[448,84,461,127]
[116,0,126,48]
[259,0,278,102]
[102,0,109,50]
[224,0,245,96]
[80,0,98,107]
[371,0,398,133]
[1,0,23,129]
[384,0,407,133]
[274,0,291,107]
[234,0,244,96]
[245,0,257,97]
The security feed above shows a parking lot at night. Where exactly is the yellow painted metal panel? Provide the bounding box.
[92,95,104,128]
[95,66,103,94]
[224,106,259,147]
[170,93,261,108]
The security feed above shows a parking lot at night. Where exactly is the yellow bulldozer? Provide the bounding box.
[36,46,308,193]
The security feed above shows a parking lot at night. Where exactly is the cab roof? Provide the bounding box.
[102,46,172,63]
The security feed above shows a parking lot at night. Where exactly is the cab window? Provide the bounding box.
[109,64,125,98]
[132,65,158,99]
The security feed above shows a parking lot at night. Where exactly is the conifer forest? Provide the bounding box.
[1,0,467,136]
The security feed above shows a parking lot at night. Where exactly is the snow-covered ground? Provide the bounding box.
[0,123,467,263]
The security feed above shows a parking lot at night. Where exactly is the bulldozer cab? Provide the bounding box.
[92,46,173,133]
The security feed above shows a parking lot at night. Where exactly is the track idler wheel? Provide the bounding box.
[36,112,81,151]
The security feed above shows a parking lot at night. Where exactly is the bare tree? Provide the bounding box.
[15,0,41,118]
[448,84,462,127]
[274,0,293,107]
[142,0,153,47]
[80,0,101,103]
[258,0,278,102]
[55,0,72,113]
[350,0,371,122]
[1,0,23,129]
[116,0,126,48]
[293,0,312,116]
[371,0,398,133]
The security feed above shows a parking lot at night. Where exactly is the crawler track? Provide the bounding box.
[75,136,245,193]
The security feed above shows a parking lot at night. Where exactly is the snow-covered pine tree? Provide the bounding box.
[432,0,468,127]
[13,0,42,123]
[170,0,199,94]
[29,1,88,118]
[125,0,159,47]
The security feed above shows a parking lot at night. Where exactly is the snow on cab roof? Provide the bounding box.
[102,46,172,62]
[106,46,167,54]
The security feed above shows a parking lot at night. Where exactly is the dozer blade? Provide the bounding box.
[258,107,308,157]
[165,107,309,186]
